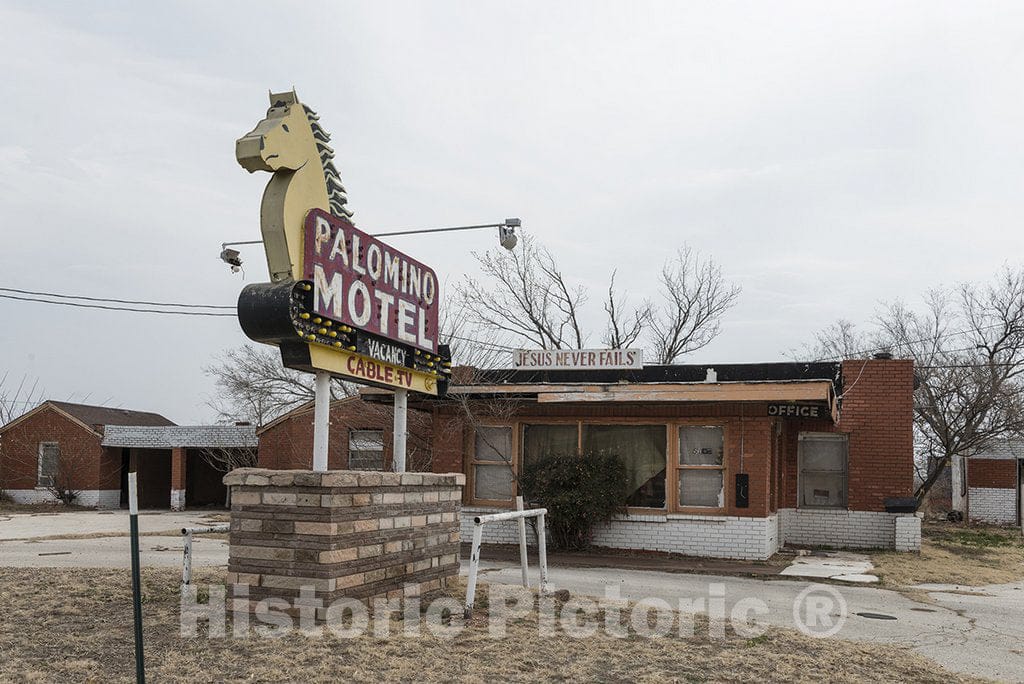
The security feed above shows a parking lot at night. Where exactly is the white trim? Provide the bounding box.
[5,488,120,509]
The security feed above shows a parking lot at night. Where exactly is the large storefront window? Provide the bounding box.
[522,424,579,466]
[582,424,666,508]
[472,426,514,502]
[798,432,847,509]
[678,426,725,508]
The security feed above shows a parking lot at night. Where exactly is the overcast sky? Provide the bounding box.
[2,1,1024,423]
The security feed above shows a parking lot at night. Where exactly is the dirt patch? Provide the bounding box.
[873,523,1024,587]
[0,567,982,683]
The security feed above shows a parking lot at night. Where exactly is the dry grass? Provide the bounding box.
[0,567,982,683]
[873,523,1024,587]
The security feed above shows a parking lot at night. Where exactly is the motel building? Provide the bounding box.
[380,354,924,560]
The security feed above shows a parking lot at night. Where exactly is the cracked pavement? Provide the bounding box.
[470,560,1024,681]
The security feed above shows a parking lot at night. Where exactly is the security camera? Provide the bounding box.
[220,247,243,271]
[499,218,520,250]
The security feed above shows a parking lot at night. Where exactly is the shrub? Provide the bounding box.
[519,451,629,551]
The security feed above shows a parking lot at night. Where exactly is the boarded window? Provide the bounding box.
[582,424,667,508]
[472,426,513,501]
[678,426,725,507]
[798,433,848,509]
[348,430,384,470]
[38,442,59,488]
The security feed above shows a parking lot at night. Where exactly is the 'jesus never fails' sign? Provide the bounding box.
[303,208,439,354]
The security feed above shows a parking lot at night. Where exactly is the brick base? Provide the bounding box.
[224,469,464,617]
[462,507,780,561]
[779,508,920,550]
[4,488,120,509]
[968,487,1018,525]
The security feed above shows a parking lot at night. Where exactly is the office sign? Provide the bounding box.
[767,403,828,419]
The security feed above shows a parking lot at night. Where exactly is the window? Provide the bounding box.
[582,424,667,508]
[798,433,848,509]
[472,426,514,502]
[348,430,384,470]
[522,424,579,467]
[678,426,725,508]
[38,442,59,488]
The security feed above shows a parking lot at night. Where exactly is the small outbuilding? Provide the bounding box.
[0,401,174,508]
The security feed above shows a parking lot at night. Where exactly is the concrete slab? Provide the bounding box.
[0,535,228,569]
[832,573,880,584]
[780,550,877,582]
[0,509,227,541]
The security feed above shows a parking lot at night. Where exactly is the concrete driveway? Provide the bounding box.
[472,560,1024,682]
[0,509,229,570]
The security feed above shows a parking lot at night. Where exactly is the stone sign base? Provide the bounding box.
[222,468,464,619]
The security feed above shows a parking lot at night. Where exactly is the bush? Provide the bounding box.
[519,451,629,551]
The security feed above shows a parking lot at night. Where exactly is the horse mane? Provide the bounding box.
[303,104,354,220]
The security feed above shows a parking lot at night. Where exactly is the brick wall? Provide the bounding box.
[461,507,780,560]
[968,487,1018,524]
[967,458,1018,489]
[257,398,432,472]
[224,468,463,617]
[780,359,915,512]
[0,405,105,492]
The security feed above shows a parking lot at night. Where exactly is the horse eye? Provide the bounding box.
[282,124,289,132]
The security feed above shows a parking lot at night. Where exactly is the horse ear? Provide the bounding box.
[269,90,298,106]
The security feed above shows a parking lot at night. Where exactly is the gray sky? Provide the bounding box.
[2,1,1023,423]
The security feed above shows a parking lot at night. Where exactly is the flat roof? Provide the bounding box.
[101,425,258,449]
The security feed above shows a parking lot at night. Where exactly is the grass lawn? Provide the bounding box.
[873,522,1024,587]
[0,567,981,683]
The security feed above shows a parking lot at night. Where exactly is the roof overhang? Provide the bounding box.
[363,379,837,422]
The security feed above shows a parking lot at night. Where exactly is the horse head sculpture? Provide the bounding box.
[236,89,353,283]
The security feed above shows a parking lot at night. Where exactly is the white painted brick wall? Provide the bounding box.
[461,507,779,561]
[5,488,120,509]
[779,508,916,550]
[895,516,921,552]
[969,487,1018,524]
[170,489,186,511]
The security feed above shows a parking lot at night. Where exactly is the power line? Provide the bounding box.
[0,286,235,309]
[0,293,236,317]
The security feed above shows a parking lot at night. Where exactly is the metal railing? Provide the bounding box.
[180,525,230,587]
[464,497,549,619]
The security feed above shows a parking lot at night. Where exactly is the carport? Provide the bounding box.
[101,425,258,510]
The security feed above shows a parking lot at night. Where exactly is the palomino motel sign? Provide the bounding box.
[235,90,450,395]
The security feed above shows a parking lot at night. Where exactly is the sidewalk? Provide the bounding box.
[462,542,789,577]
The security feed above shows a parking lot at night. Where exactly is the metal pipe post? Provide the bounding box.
[393,388,408,473]
[463,523,484,619]
[312,371,331,472]
[516,496,529,587]
[537,513,550,595]
[128,472,145,683]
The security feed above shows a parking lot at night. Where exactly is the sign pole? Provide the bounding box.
[312,371,330,472]
[128,472,145,683]
[393,388,408,472]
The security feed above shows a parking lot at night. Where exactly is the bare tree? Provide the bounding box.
[0,373,45,426]
[602,270,651,349]
[789,319,878,362]
[648,247,742,363]
[457,234,587,350]
[204,345,352,427]
[879,271,1024,504]
[804,268,1024,506]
